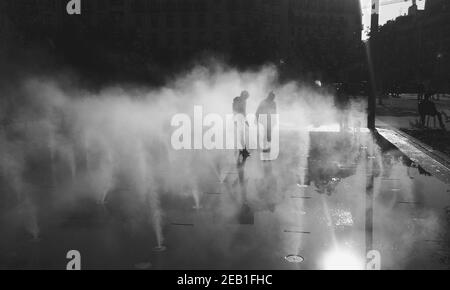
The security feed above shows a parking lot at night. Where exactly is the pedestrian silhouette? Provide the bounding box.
[233,91,250,160]
[417,82,425,101]
[334,83,351,130]
[418,95,445,129]
[256,91,277,153]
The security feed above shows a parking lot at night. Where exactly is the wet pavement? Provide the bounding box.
[1,129,450,270]
[377,127,450,184]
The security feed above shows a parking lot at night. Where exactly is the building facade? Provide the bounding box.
[375,0,450,92]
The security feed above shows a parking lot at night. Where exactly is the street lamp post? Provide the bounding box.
[366,0,380,266]
[367,0,379,130]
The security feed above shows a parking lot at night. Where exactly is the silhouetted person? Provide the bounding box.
[417,83,425,101]
[256,91,277,153]
[335,83,351,130]
[394,84,400,98]
[233,91,250,160]
[425,84,436,100]
[418,95,445,129]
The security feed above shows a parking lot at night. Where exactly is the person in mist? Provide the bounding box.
[334,83,350,131]
[256,91,277,153]
[233,90,250,159]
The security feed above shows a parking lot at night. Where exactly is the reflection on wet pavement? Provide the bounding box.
[1,130,450,270]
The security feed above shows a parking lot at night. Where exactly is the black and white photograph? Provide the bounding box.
[0,0,450,276]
